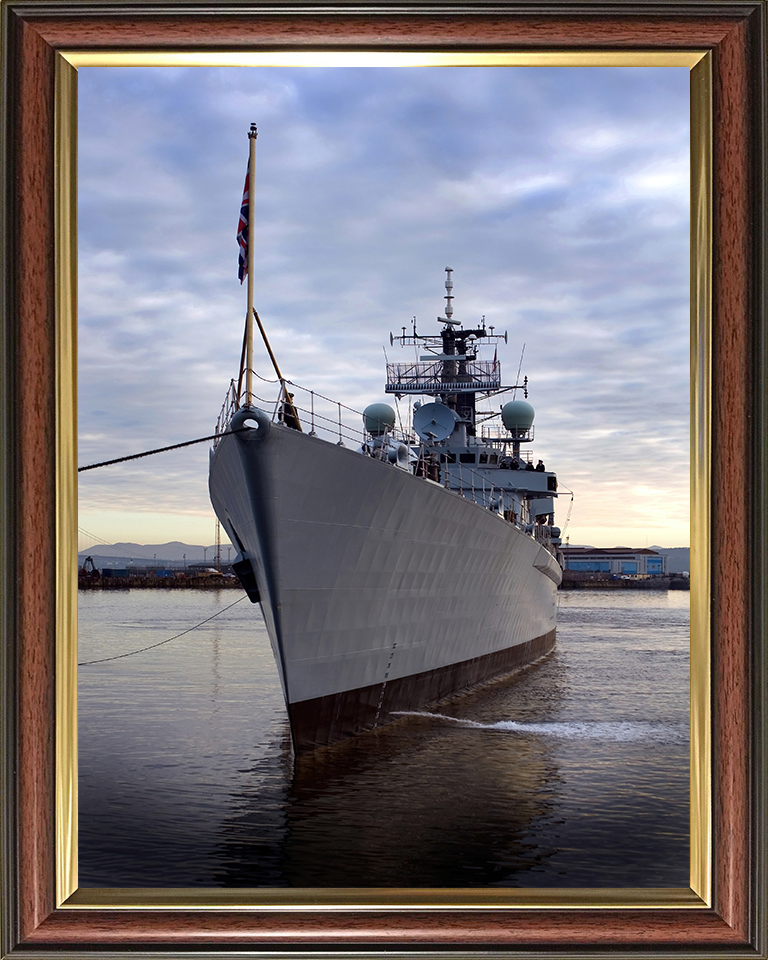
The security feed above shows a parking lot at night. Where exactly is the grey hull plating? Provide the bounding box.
[209,407,561,753]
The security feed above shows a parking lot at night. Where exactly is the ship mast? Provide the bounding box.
[385,270,511,422]
[245,123,258,406]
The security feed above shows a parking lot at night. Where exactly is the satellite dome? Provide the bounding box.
[501,400,535,432]
[363,403,396,437]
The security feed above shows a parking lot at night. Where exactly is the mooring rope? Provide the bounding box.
[78,595,248,666]
[77,427,247,473]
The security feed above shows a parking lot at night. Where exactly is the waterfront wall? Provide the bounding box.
[559,572,689,591]
[78,574,243,590]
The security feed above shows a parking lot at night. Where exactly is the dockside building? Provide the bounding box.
[561,546,667,577]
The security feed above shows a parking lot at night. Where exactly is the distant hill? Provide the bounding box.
[78,541,229,563]
[650,546,690,574]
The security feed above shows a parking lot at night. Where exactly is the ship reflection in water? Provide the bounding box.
[211,685,563,888]
[78,589,690,888]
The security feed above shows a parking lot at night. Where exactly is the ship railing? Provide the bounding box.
[214,379,242,445]
[477,427,535,445]
[279,378,414,449]
[437,445,533,466]
[215,371,414,451]
[451,480,528,531]
[474,447,534,464]
[448,460,558,541]
[452,461,507,515]
[455,486,557,544]
[385,360,501,395]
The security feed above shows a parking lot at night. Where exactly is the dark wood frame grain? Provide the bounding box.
[1,1,765,955]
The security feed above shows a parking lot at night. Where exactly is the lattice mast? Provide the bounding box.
[386,268,511,436]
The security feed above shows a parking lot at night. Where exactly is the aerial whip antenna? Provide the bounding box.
[515,342,526,386]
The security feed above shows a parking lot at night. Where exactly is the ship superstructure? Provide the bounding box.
[382,268,561,550]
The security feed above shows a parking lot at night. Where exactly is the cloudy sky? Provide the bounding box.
[77,64,690,551]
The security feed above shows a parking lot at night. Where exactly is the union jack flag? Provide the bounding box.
[237,161,249,283]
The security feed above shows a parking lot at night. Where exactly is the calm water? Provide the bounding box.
[78,588,690,887]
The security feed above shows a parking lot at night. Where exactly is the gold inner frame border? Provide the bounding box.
[56,49,711,911]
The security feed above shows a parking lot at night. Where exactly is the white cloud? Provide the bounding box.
[77,64,691,548]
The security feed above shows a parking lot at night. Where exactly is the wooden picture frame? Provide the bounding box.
[1,1,765,955]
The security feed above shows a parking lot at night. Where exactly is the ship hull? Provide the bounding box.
[209,408,561,754]
[288,628,555,753]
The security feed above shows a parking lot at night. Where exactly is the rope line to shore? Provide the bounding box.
[78,427,247,473]
[78,595,248,666]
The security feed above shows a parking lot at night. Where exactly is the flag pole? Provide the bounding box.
[245,123,258,406]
